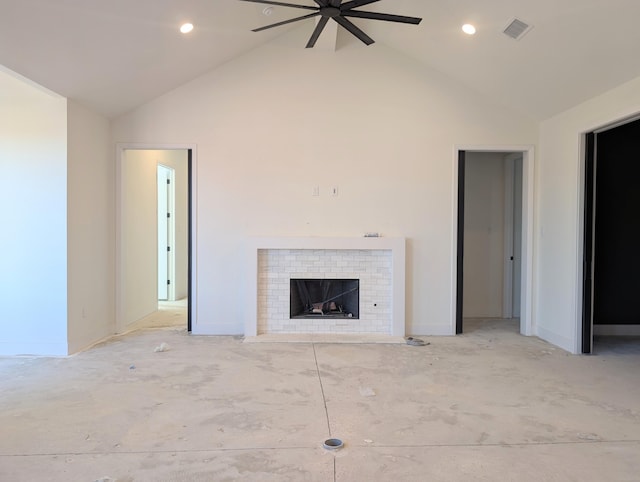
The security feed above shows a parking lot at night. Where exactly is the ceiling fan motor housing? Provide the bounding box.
[321,7,341,18]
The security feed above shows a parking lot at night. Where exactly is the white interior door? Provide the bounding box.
[157,165,173,300]
[503,155,523,319]
[512,158,523,317]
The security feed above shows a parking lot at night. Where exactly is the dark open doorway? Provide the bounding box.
[582,117,640,353]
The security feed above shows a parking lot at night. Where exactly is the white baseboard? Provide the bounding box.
[536,325,575,353]
[409,324,455,336]
[0,341,68,357]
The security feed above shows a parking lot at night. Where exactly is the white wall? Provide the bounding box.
[0,67,68,355]
[67,100,115,353]
[538,75,640,353]
[120,150,159,327]
[463,153,505,318]
[112,40,537,336]
[120,149,188,329]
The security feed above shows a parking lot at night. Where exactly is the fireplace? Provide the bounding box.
[245,237,406,336]
[290,279,359,319]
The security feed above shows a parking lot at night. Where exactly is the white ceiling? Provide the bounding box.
[1,0,639,120]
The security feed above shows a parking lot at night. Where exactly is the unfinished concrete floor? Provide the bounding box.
[1,315,640,481]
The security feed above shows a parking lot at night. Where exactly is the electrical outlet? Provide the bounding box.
[312,185,320,196]
[331,186,339,196]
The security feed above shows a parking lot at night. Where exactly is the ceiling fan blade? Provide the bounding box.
[333,16,374,45]
[342,10,422,25]
[312,0,329,6]
[340,0,380,10]
[239,0,318,11]
[306,16,329,48]
[253,12,321,32]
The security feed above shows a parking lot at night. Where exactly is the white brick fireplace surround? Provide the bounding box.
[245,237,405,337]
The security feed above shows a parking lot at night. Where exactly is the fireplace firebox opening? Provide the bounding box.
[290,279,359,319]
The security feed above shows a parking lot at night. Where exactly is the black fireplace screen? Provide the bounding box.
[290,279,359,319]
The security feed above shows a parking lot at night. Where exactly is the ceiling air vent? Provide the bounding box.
[503,18,532,40]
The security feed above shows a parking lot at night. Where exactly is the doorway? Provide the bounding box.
[117,146,194,333]
[455,147,534,336]
[582,117,640,354]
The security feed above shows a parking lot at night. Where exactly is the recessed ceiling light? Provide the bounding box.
[180,23,194,34]
[462,24,476,35]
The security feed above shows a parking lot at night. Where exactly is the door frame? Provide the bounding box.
[581,133,596,353]
[452,145,535,336]
[116,143,197,333]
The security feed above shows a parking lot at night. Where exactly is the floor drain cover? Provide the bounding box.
[323,438,344,450]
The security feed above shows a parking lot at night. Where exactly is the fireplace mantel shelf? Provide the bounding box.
[245,237,406,338]
[247,236,405,251]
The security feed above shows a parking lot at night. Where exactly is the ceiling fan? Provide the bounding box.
[240,0,422,48]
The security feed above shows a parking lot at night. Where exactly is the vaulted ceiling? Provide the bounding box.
[1,0,639,120]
